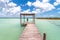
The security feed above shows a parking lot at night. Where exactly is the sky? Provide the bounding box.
[0,0,60,17]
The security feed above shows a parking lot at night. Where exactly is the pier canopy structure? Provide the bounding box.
[20,13,35,26]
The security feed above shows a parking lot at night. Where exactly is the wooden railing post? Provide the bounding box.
[27,18,28,22]
[43,33,46,40]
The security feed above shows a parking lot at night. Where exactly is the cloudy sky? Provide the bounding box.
[0,0,60,17]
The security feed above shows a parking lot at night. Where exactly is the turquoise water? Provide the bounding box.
[0,19,60,40]
[0,19,25,40]
[36,19,60,40]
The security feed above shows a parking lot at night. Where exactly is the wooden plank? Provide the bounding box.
[19,23,43,40]
[20,13,35,15]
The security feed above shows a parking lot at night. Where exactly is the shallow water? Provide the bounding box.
[35,19,60,40]
[0,19,25,40]
[0,19,60,40]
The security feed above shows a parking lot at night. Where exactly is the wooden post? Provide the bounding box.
[27,18,28,22]
[20,14,22,24]
[24,15,25,22]
[33,15,35,23]
[43,33,46,40]
[20,13,35,25]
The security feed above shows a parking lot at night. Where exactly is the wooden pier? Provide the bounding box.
[19,23,43,40]
[20,13,46,40]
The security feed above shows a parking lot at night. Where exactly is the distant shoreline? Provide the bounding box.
[0,17,20,19]
[36,18,60,20]
[0,17,60,20]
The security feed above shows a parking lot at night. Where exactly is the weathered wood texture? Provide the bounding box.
[19,23,42,40]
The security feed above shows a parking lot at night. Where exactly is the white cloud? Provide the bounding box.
[8,2,17,7]
[10,6,20,13]
[42,0,50,3]
[56,0,60,3]
[32,0,55,12]
[25,0,55,14]
[50,15,54,17]
[31,11,37,13]
[21,9,40,14]
[0,0,10,3]
[32,0,41,8]
[35,9,41,13]
[27,1,32,6]
[54,2,58,6]
[32,8,41,13]
[0,0,21,17]
[0,13,6,16]
[5,6,21,16]
[21,9,30,13]
[21,8,41,14]
[0,1,6,8]
[54,0,60,6]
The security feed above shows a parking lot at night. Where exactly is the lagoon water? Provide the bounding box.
[0,19,60,40]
